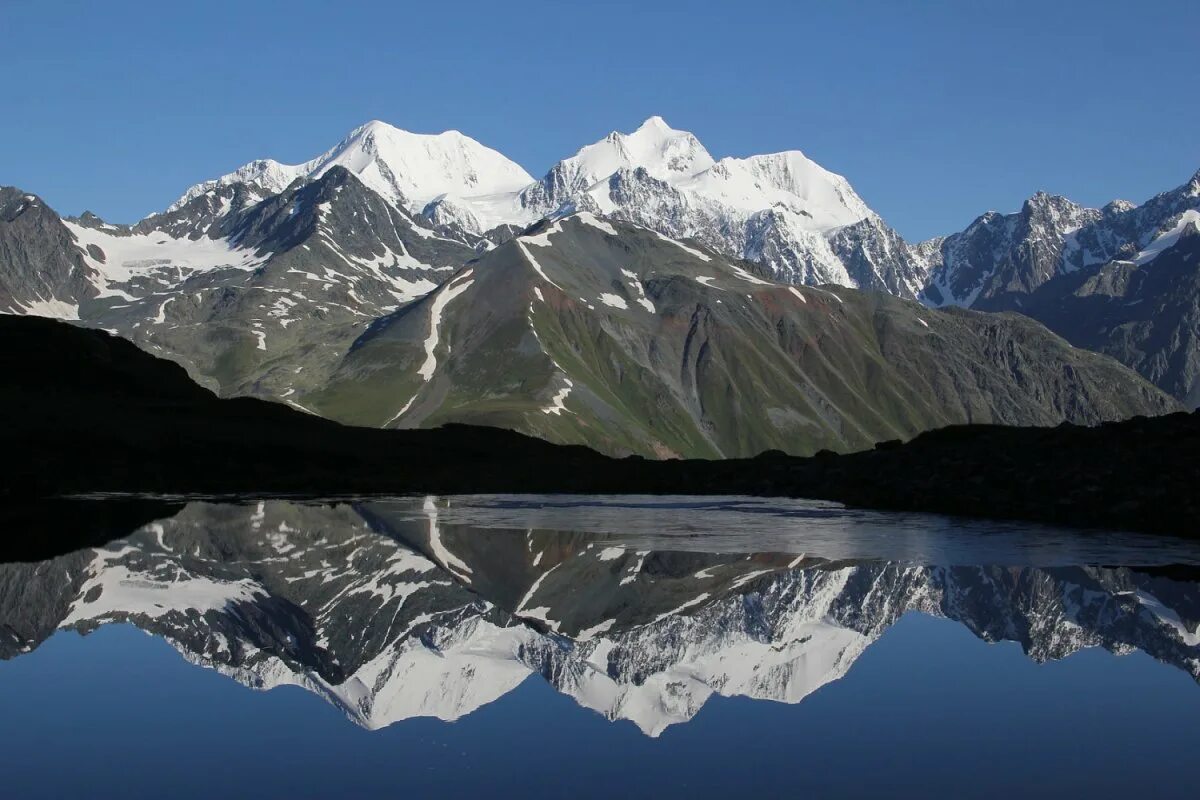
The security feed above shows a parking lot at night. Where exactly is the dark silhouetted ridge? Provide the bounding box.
[2,316,1197,537]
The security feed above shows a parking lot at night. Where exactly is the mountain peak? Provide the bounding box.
[625,116,698,151]
[545,118,715,197]
[172,120,534,219]
[352,119,391,134]
[1018,191,1095,228]
[635,115,672,132]
[1186,167,1200,194]
[1104,198,1135,212]
[1023,190,1074,207]
[162,116,895,295]
[347,119,470,143]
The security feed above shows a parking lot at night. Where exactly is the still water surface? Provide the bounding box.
[1,496,1197,798]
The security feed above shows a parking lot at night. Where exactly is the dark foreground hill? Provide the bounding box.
[2,316,1197,537]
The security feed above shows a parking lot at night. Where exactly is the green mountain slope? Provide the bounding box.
[307,213,1178,457]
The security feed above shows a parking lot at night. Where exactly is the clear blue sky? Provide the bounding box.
[3,0,1198,241]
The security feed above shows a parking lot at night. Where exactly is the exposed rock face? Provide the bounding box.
[0,188,97,317]
[920,192,1106,306]
[3,170,474,398]
[1006,223,1200,407]
[919,171,1200,406]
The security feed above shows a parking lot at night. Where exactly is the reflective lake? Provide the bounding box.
[2,496,1198,798]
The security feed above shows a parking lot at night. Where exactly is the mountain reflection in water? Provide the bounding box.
[2,496,1198,739]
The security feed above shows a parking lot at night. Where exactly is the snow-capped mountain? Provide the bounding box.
[919,169,1200,405]
[3,498,1197,737]
[171,120,535,226]
[922,170,1200,310]
[536,116,718,199]
[9,116,1199,323]
[175,116,922,293]
[919,192,1108,308]
[499,116,916,292]
[3,115,1197,446]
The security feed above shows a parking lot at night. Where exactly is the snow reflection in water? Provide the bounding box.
[3,496,1199,735]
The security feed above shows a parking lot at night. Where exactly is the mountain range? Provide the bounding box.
[922,176,1200,407]
[3,499,1197,737]
[1,117,1197,457]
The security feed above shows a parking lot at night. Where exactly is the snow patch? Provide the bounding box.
[8,297,80,320]
[577,619,616,640]
[417,270,475,380]
[575,212,618,236]
[520,219,565,248]
[649,229,712,261]
[387,270,475,424]
[542,377,574,416]
[621,269,656,312]
[651,593,711,624]
[423,496,473,581]
[599,293,628,310]
[516,241,564,290]
[62,546,267,626]
[1130,209,1200,265]
[151,296,174,325]
[172,120,535,231]
[65,220,269,299]
[728,263,771,286]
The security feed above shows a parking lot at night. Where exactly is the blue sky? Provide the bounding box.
[3,0,1198,241]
